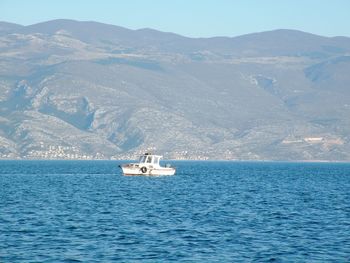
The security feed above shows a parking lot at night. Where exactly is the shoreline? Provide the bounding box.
[1,158,350,164]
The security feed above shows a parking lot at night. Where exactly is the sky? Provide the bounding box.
[1,0,350,38]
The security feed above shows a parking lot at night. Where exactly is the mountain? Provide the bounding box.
[0,19,349,160]
[0,22,23,35]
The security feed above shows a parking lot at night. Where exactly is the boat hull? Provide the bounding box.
[121,164,175,176]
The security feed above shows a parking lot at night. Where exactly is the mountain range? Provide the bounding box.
[0,19,349,160]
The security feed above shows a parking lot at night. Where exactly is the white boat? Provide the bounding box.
[120,153,176,176]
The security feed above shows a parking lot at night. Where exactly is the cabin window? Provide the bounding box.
[154,156,159,164]
[146,156,152,163]
[139,156,146,163]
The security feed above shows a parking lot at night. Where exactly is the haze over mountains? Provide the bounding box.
[0,19,349,160]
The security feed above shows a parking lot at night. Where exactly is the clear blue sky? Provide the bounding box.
[1,0,349,37]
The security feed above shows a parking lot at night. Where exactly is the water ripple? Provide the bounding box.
[1,160,350,262]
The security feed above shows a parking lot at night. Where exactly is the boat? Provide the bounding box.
[120,153,176,176]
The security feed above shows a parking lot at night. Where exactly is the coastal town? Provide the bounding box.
[0,135,344,160]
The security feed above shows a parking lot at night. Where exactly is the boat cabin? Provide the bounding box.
[138,153,162,167]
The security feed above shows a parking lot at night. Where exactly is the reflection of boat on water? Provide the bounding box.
[120,153,176,176]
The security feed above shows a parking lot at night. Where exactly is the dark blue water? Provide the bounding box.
[1,161,350,262]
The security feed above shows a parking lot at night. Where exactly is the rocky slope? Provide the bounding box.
[0,19,349,160]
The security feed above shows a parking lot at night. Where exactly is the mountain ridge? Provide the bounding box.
[5,19,350,38]
[0,20,349,160]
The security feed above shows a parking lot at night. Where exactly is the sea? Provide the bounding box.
[0,160,349,262]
